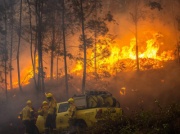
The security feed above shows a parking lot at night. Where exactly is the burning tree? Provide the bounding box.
[129,0,146,71]
[69,0,115,92]
[16,0,23,92]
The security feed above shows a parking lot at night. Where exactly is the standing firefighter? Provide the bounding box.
[19,100,35,134]
[45,93,57,134]
[68,98,78,134]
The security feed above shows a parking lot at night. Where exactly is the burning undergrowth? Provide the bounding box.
[10,30,177,89]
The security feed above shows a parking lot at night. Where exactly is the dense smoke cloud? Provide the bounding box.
[106,0,180,49]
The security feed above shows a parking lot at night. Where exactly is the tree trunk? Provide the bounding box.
[94,31,97,74]
[9,1,14,90]
[94,1,97,74]
[3,0,8,100]
[135,0,139,71]
[56,56,59,81]
[62,0,69,98]
[35,9,39,91]
[178,44,180,63]
[17,0,23,92]
[80,0,87,93]
[171,0,180,63]
[135,22,139,71]
[50,11,55,80]
[36,0,45,93]
[27,0,38,91]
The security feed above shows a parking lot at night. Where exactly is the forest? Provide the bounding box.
[0,0,180,133]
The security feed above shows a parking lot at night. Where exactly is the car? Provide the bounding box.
[36,90,123,133]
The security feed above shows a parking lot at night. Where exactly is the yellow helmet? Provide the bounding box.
[45,93,53,98]
[68,98,74,103]
[42,101,48,105]
[26,100,32,104]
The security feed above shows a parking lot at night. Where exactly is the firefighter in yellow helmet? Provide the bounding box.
[38,101,48,119]
[19,100,35,134]
[68,98,77,119]
[67,98,78,134]
[45,93,57,134]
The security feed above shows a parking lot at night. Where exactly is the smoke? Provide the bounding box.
[101,0,180,114]
[109,62,180,115]
[106,0,180,49]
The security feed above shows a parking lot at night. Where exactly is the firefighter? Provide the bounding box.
[45,93,57,134]
[19,100,35,134]
[38,101,48,119]
[67,98,78,134]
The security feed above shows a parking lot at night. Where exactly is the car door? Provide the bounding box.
[56,102,70,131]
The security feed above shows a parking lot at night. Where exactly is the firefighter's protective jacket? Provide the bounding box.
[38,105,49,119]
[48,98,57,115]
[20,105,34,121]
[68,103,77,119]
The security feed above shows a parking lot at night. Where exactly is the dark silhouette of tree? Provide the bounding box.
[62,0,69,98]
[9,0,16,90]
[35,0,46,93]
[70,0,114,92]
[17,0,23,92]
[80,0,87,93]
[0,0,9,100]
[3,0,8,100]
[170,0,180,63]
[0,0,17,98]
[129,0,146,71]
[26,0,38,91]
[86,15,110,76]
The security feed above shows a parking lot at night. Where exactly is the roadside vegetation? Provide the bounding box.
[86,102,180,134]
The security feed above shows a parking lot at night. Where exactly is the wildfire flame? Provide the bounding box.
[120,87,126,95]
[11,56,38,89]
[11,32,175,89]
[72,32,174,75]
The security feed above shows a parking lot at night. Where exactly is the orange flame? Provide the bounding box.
[11,32,175,89]
[72,32,174,75]
[120,87,126,95]
[11,56,38,89]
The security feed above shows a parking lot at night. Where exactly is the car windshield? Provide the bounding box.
[58,103,69,113]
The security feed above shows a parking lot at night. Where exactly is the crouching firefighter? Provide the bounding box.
[37,101,48,120]
[45,93,57,134]
[19,100,35,134]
